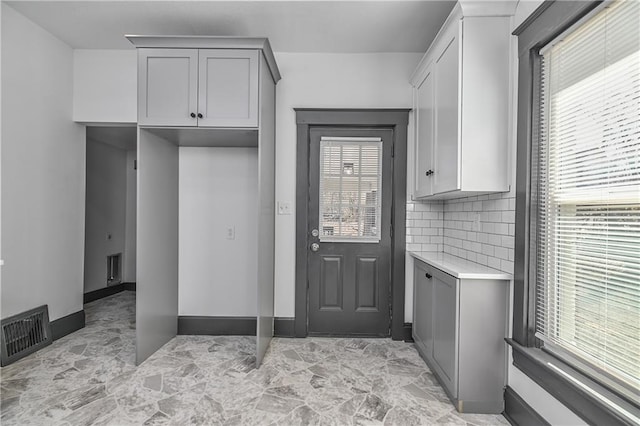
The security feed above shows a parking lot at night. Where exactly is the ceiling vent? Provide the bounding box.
[1,305,52,366]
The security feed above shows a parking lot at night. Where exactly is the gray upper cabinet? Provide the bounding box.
[138,47,260,128]
[431,269,458,395]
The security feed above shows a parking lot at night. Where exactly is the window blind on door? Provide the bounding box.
[319,137,382,242]
[535,0,640,393]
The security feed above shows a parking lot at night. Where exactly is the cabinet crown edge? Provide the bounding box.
[409,1,516,86]
[125,35,281,84]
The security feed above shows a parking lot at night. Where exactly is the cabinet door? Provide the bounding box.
[138,49,198,127]
[198,49,259,128]
[413,261,434,361]
[432,268,458,395]
[433,32,460,194]
[414,68,435,198]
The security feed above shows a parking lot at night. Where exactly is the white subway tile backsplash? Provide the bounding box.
[502,210,515,224]
[495,246,509,260]
[488,256,501,270]
[406,192,516,274]
[494,223,509,236]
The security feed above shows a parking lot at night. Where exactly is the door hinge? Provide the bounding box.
[391,143,395,158]
[134,160,137,170]
[390,223,394,238]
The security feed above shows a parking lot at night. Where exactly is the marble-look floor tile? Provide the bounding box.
[1,291,508,425]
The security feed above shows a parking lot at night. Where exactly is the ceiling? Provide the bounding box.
[5,1,456,52]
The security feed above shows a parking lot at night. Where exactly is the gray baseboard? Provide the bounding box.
[403,323,413,342]
[274,317,295,337]
[503,386,550,426]
[178,316,256,336]
[51,310,85,341]
[84,282,136,304]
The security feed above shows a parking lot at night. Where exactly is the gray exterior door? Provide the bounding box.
[307,127,393,336]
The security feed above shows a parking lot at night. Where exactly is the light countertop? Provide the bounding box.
[409,251,513,280]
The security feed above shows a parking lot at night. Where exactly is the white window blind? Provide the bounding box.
[319,137,382,243]
[536,0,640,393]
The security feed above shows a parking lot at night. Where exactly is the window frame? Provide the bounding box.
[510,1,640,425]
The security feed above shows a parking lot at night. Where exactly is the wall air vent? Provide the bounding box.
[1,305,52,366]
[107,253,122,285]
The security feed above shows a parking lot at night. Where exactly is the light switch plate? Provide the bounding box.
[278,201,292,215]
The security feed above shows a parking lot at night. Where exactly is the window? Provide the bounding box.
[535,0,639,396]
[512,1,640,423]
[318,137,382,242]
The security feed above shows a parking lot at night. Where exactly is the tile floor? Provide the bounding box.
[1,291,509,425]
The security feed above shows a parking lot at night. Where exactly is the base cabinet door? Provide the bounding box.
[413,260,434,362]
[431,269,458,396]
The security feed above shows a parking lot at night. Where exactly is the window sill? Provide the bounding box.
[505,338,639,426]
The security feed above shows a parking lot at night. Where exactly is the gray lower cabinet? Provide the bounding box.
[413,258,509,414]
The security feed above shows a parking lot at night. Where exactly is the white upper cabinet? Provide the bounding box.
[198,50,259,127]
[131,36,281,128]
[410,4,512,199]
[138,49,198,127]
[414,66,434,198]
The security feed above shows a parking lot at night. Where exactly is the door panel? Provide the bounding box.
[136,129,179,365]
[307,128,393,336]
[198,49,259,128]
[355,257,379,311]
[138,49,198,127]
[320,256,343,310]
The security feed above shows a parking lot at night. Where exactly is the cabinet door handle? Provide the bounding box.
[190,112,196,118]
[425,170,434,176]
[197,113,203,119]
[425,273,432,279]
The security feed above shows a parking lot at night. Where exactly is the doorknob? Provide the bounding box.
[310,243,320,252]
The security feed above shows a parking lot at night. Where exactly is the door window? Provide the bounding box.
[319,137,382,242]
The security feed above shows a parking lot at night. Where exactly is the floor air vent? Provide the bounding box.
[1,305,52,366]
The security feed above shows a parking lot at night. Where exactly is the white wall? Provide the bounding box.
[73,49,137,124]
[124,149,137,282]
[273,52,422,317]
[1,4,85,321]
[178,147,258,317]
[83,139,127,293]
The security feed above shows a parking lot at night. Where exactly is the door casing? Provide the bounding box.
[295,109,410,340]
